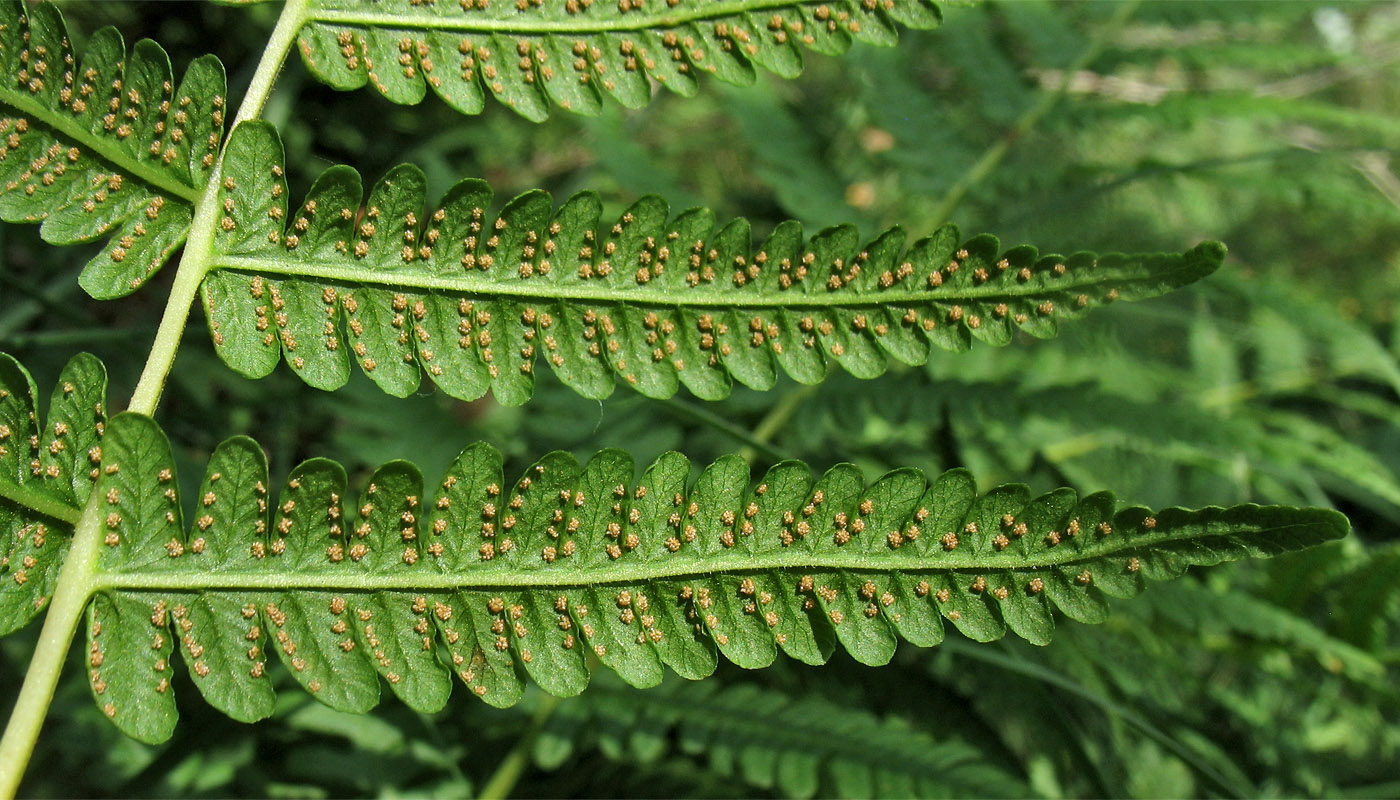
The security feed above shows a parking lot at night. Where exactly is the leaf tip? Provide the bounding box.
[1314,507,1352,541]
[1191,240,1228,269]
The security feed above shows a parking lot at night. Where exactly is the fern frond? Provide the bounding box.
[0,352,106,636]
[0,1,225,298]
[201,121,1225,404]
[1138,580,1388,688]
[537,675,1030,799]
[0,403,1345,741]
[1214,272,1400,394]
[1321,543,1400,653]
[0,354,1347,742]
[948,381,1400,513]
[294,0,943,121]
[782,273,1400,513]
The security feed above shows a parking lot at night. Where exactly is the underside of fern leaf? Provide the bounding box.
[203,121,1226,404]
[0,1,225,298]
[0,353,1347,743]
[295,0,944,120]
[0,353,105,636]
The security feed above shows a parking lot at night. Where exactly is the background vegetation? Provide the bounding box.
[2,0,1399,796]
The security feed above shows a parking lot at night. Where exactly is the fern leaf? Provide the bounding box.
[16,417,1340,739]
[0,352,106,636]
[202,121,1226,404]
[1324,543,1400,653]
[0,354,1346,741]
[1140,581,1388,688]
[538,676,1030,799]
[0,1,225,298]
[295,0,944,121]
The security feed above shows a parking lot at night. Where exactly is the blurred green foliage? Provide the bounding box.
[3,0,1399,797]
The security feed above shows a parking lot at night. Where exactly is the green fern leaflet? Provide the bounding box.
[0,1,225,298]
[0,352,103,636]
[0,353,1347,743]
[203,121,1226,404]
[297,0,944,119]
[541,676,1033,798]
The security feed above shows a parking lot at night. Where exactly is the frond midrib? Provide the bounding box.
[212,253,1202,308]
[0,476,80,525]
[309,1,840,35]
[0,94,202,204]
[91,524,1312,592]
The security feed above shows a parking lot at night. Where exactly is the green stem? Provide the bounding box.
[126,0,310,417]
[312,0,821,34]
[925,0,1141,228]
[212,252,1203,307]
[656,396,791,463]
[0,479,80,526]
[1040,432,1104,464]
[122,186,217,415]
[737,383,817,464]
[0,3,310,796]
[0,493,102,799]
[477,693,562,800]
